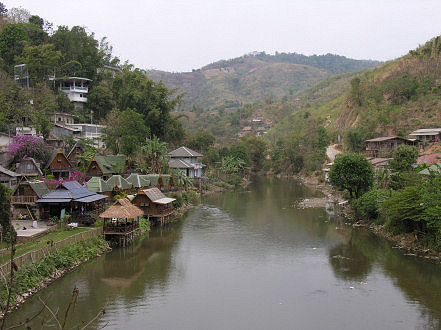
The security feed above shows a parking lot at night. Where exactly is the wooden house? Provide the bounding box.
[16,157,43,177]
[0,165,20,189]
[67,141,87,167]
[131,187,175,225]
[36,181,107,225]
[168,146,204,178]
[85,176,113,199]
[364,137,414,158]
[99,198,143,247]
[86,155,128,180]
[46,149,74,180]
[409,128,441,143]
[10,179,50,220]
[106,175,132,196]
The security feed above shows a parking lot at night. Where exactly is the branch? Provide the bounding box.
[37,297,62,329]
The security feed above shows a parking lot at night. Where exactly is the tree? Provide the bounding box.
[8,135,53,165]
[329,153,374,199]
[229,144,250,166]
[240,135,267,171]
[119,108,148,158]
[0,23,29,68]
[0,183,15,243]
[141,136,168,174]
[189,130,215,153]
[389,145,418,172]
[345,127,365,152]
[16,43,62,84]
[87,85,115,122]
[31,84,56,139]
[101,109,121,154]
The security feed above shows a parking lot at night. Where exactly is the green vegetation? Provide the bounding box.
[0,236,108,305]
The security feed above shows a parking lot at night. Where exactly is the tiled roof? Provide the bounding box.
[168,146,203,158]
[169,159,194,169]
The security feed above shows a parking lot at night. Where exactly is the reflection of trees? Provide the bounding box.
[329,241,372,281]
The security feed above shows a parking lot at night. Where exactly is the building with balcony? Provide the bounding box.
[58,77,91,110]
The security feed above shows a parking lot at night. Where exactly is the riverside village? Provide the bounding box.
[0,2,441,329]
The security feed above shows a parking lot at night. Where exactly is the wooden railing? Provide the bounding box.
[10,196,37,204]
[103,223,139,234]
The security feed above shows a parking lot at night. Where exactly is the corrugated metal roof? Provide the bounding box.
[94,155,127,175]
[409,128,441,136]
[86,177,112,192]
[168,146,203,158]
[106,175,132,190]
[0,165,19,177]
[76,194,107,203]
[154,197,176,204]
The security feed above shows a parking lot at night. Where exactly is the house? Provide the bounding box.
[86,155,128,180]
[66,124,106,149]
[131,187,175,225]
[364,136,414,157]
[367,157,392,170]
[106,175,132,196]
[409,128,441,143]
[0,132,12,150]
[46,149,74,180]
[50,112,77,125]
[10,179,50,220]
[417,153,441,166]
[145,174,161,189]
[168,146,204,178]
[15,157,43,177]
[84,177,112,199]
[0,165,20,189]
[58,77,91,110]
[67,141,87,166]
[36,181,107,225]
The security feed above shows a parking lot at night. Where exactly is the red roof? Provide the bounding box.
[417,153,441,165]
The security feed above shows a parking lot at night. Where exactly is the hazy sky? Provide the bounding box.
[3,0,441,72]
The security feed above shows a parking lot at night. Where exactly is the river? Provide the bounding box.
[7,177,441,329]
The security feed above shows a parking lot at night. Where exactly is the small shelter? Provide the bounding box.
[99,198,143,246]
[131,187,175,225]
[86,155,127,179]
[106,175,132,196]
[36,181,106,225]
[85,176,112,199]
[10,179,50,220]
[46,149,74,180]
[0,165,20,189]
[15,157,42,177]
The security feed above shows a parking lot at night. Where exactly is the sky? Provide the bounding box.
[3,0,441,72]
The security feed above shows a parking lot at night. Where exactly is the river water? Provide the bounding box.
[7,177,441,329]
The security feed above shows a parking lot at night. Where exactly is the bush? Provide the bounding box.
[351,189,389,222]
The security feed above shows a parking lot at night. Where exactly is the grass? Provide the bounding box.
[0,227,92,265]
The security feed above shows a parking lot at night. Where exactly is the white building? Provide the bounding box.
[168,146,205,178]
[58,77,91,110]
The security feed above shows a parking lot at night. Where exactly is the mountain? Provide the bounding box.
[267,36,441,149]
[147,52,381,112]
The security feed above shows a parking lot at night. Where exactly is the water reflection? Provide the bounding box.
[7,177,441,329]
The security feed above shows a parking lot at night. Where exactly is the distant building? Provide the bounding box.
[364,136,414,158]
[0,165,20,188]
[416,153,441,166]
[409,128,441,143]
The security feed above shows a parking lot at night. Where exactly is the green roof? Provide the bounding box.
[86,177,112,193]
[125,173,150,188]
[29,181,50,198]
[94,155,127,175]
[106,175,132,190]
[162,174,171,188]
[145,174,159,186]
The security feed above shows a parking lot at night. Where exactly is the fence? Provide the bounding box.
[0,227,103,276]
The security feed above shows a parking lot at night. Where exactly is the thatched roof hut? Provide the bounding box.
[99,198,143,219]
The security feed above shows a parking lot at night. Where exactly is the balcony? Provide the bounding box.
[11,196,37,204]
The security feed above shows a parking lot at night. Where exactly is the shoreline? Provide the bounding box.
[293,172,441,263]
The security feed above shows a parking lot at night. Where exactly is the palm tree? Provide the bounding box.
[141,136,168,174]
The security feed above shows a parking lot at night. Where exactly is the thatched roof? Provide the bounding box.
[99,198,143,219]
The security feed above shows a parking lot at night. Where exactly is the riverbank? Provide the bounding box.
[0,237,111,320]
[294,171,441,262]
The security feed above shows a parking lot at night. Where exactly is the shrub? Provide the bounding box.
[351,189,389,222]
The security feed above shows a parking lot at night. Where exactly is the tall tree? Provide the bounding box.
[141,136,168,174]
